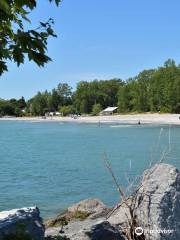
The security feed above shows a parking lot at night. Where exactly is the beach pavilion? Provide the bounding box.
[100,106,118,115]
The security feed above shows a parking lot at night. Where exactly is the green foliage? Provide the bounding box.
[74,79,123,113]
[30,91,49,116]
[47,83,73,112]
[46,210,90,229]
[0,0,61,75]
[27,83,73,116]
[48,89,61,111]
[0,97,26,116]
[59,105,75,116]
[72,210,90,220]
[56,83,72,106]
[117,59,180,113]
[1,59,180,116]
[91,103,102,116]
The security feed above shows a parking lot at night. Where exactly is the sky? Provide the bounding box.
[1,0,180,99]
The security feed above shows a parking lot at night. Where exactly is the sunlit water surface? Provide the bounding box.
[0,121,179,217]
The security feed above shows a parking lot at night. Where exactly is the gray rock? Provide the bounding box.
[45,198,124,240]
[45,218,102,238]
[108,201,131,228]
[85,221,125,240]
[45,199,110,229]
[134,163,180,240]
[46,164,180,240]
[68,199,110,219]
[46,219,125,240]
[0,206,44,240]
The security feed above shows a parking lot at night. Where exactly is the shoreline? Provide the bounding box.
[0,113,180,125]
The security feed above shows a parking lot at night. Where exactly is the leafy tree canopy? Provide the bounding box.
[0,0,61,75]
[1,59,180,116]
[91,103,102,116]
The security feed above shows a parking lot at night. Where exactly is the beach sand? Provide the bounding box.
[0,113,180,125]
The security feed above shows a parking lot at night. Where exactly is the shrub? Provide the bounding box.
[91,103,102,116]
[59,105,75,116]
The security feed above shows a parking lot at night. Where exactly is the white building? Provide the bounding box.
[45,112,62,117]
[55,112,61,116]
[100,106,118,115]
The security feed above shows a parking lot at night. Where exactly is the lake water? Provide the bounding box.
[0,121,180,218]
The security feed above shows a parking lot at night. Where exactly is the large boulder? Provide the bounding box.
[45,199,110,228]
[0,207,44,240]
[46,219,125,240]
[45,199,125,240]
[134,163,180,240]
[67,199,110,219]
[46,164,180,240]
[45,218,101,239]
[108,201,130,229]
[85,221,125,240]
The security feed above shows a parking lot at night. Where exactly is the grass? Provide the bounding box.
[45,210,90,228]
[72,210,90,220]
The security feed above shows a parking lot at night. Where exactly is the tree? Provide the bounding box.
[48,89,60,111]
[118,84,131,112]
[30,92,48,116]
[17,97,26,109]
[117,59,180,113]
[75,79,123,114]
[1,59,180,116]
[59,105,75,116]
[0,99,15,116]
[74,81,91,113]
[98,79,124,107]
[91,103,102,116]
[56,83,72,106]
[0,0,61,75]
[0,97,27,116]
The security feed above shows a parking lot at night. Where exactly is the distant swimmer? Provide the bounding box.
[138,120,141,125]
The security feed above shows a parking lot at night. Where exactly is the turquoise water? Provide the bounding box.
[0,121,180,218]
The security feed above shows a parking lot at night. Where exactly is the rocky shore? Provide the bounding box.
[0,163,179,240]
[0,207,44,240]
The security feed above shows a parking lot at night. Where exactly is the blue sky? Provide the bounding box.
[1,0,180,99]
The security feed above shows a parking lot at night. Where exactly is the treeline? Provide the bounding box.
[26,79,122,116]
[0,97,26,117]
[1,59,180,117]
[118,59,180,113]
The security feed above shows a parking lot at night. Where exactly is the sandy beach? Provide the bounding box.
[0,113,180,125]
